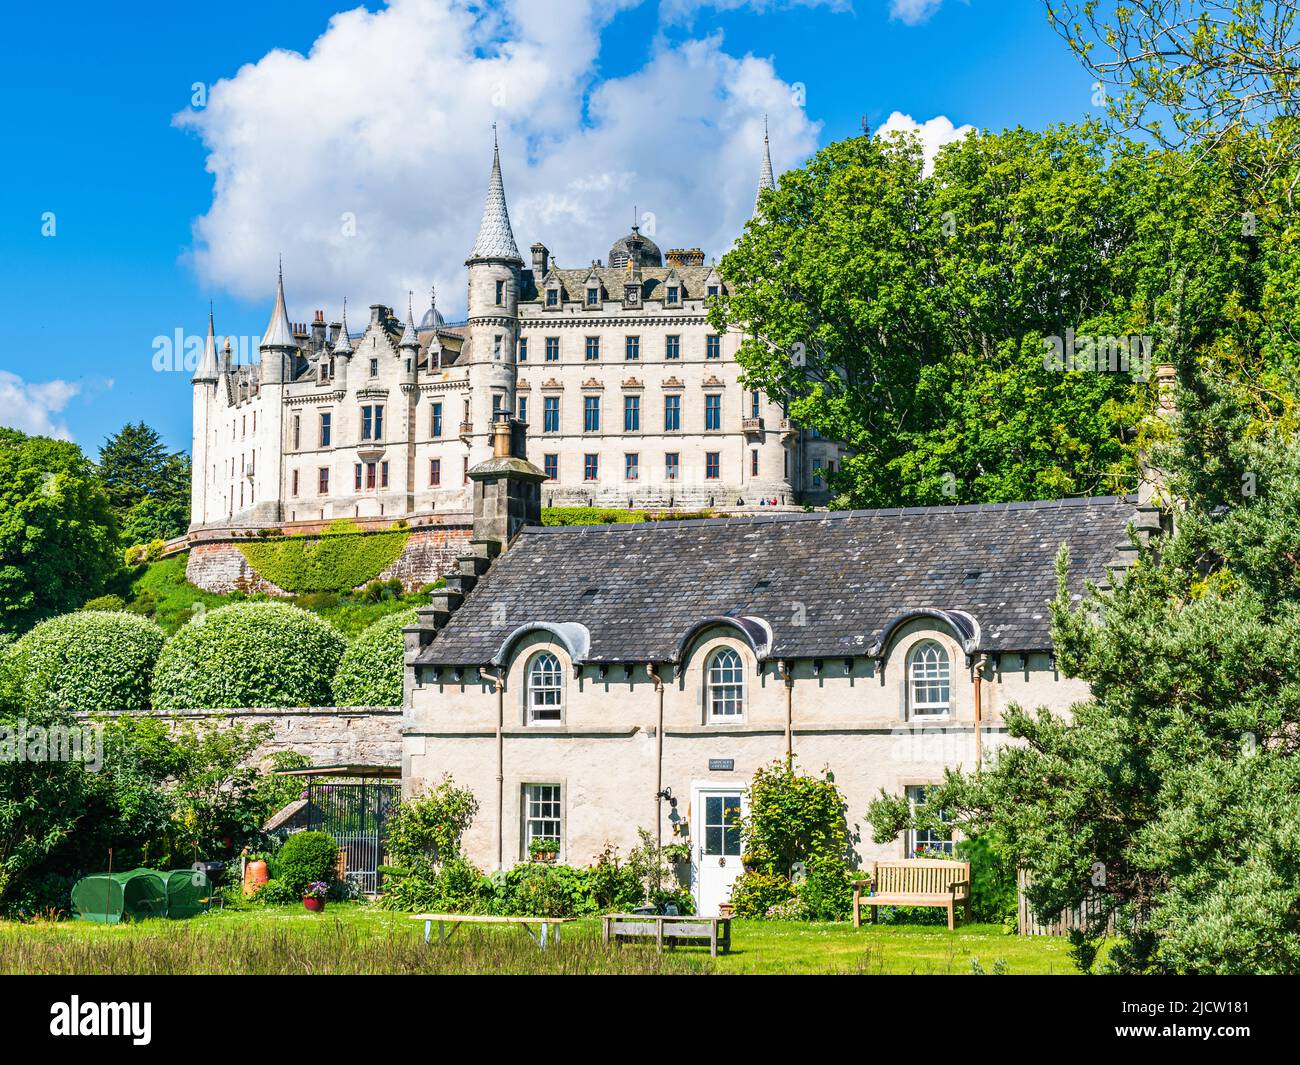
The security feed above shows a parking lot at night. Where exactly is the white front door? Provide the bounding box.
[691,785,745,916]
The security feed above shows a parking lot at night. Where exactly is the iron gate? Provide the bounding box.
[305,780,400,895]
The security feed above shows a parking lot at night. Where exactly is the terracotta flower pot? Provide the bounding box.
[303,896,325,912]
[243,860,268,897]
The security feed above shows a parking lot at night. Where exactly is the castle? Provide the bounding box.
[189,132,846,533]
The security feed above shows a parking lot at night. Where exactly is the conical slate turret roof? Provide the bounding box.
[260,263,296,349]
[754,118,775,212]
[333,299,354,355]
[192,305,219,383]
[468,131,521,263]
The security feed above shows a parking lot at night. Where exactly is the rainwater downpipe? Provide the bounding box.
[647,662,665,850]
[973,653,989,772]
[479,663,505,870]
[780,659,794,763]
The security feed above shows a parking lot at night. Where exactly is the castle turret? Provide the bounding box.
[189,306,218,530]
[754,116,775,215]
[248,265,292,525]
[464,129,522,467]
[259,263,295,385]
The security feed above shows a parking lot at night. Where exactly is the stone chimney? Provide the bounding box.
[311,310,326,349]
[470,410,546,545]
[666,248,705,268]
[531,242,549,278]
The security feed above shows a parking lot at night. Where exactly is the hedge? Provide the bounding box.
[0,611,166,717]
[542,507,718,526]
[151,602,346,710]
[332,608,417,707]
[237,527,410,593]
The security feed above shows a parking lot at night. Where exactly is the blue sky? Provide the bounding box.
[0,0,1095,455]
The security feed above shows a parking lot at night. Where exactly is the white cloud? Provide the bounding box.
[659,0,850,22]
[0,371,80,441]
[875,110,974,172]
[888,0,944,25]
[176,0,820,321]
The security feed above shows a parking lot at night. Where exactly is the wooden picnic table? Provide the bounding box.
[410,913,574,949]
[601,913,732,957]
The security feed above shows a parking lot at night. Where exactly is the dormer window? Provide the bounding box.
[707,647,744,721]
[909,641,951,717]
[527,651,564,723]
[666,286,679,304]
[546,288,559,307]
[707,285,719,299]
[586,287,600,306]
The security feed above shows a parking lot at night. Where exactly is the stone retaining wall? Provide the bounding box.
[185,522,473,594]
[83,706,403,769]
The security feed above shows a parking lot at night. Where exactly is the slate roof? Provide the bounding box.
[416,495,1138,666]
[522,265,722,304]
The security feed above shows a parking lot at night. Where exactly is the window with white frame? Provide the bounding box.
[707,647,744,720]
[905,784,953,856]
[908,640,951,716]
[523,783,562,852]
[526,651,564,722]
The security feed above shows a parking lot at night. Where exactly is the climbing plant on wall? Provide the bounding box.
[237,523,410,594]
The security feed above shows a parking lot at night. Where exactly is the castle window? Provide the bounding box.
[543,454,557,480]
[665,452,679,480]
[625,453,639,480]
[546,288,559,307]
[526,652,564,723]
[291,470,299,496]
[432,402,443,437]
[705,394,721,431]
[665,335,680,359]
[625,335,639,361]
[584,453,599,481]
[707,284,720,299]
[624,395,640,432]
[585,336,600,361]
[319,413,332,447]
[543,396,560,433]
[705,452,720,479]
[751,391,761,418]
[292,415,301,450]
[518,337,528,361]
[664,394,680,432]
[318,467,330,494]
[494,334,503,360]
[463,457,469,484]
[523,783,562,854]
[430,458,441,486]
[586,287,599,306]
[909,641,951,717]
[370,357,378,377]
[365,462,376,490]
[545,337,559,361]
[751,449,759,476]
[361,404,384,441]
[354,464,362,490]
[706,335,721,359]
[518,396,528,424]
[584,395,600,433]
[666,286,679,304]
[381,461,389,488]
[707,647,744,720]
[495,279,505,305]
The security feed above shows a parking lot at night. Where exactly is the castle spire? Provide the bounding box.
[192,303,219,383]
[260,259,296,350]
[333,298,354,355]
[468,126,522,263]
[399,291,419,349]
[754,116,775,213]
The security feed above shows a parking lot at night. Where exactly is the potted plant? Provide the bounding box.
[528,838,560,863]
[663,843,691,867]
[302,881,329,912]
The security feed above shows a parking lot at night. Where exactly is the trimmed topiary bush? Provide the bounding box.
[332,609,417,707]
[152,602,346,710]
[274,830,339,894]
[1,611,165,716]
[236,526,410,594]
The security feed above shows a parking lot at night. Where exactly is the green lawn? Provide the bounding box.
[0,904,1084,975]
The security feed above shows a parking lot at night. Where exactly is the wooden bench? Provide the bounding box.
[410,913,574,949]
[852,859,971,930]
[602,914,732,957]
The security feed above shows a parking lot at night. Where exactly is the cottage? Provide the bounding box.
[404,416,1158,914]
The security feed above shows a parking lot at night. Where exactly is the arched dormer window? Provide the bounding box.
[909,640,950,717]
[526,651,564,723]
[706,647,744,721]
